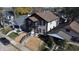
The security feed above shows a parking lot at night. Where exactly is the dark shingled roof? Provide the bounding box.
[70,21,79,33]
[28,11,59,22]
[36,11,59,22]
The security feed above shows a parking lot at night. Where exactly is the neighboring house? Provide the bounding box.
[25,11,60,35]
[60,25,79,38]
[48,31,72,41]
[48,20,79,42]
[3,11,14,23]
[69,21,79,33]
[3,10,28,30]
[57,31,72,41]
[62,25,79,43]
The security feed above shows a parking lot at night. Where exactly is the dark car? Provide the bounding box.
[0,37,10,45]
[14,25,19,28]
[71,36,79,43]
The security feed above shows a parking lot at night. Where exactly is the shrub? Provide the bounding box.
[1,27,12,34]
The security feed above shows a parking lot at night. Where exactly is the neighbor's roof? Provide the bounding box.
[70,21,79,33]
[25,36,44,51]
[36,11,59,22]
[57,31,72,40]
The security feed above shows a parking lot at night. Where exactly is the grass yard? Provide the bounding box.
[8,32,19,39]
[64,44,79,51]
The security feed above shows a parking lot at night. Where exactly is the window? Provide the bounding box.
[28,21,31,24]
[50,22,52,24]
[35,22,38,26]
[43,21,46,25]
[42,21,44,25]
[39,21,41,25]
[38,28,41,33]
[37,21,39,25]
[43,29,46,34]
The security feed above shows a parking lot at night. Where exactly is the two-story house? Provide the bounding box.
[24,11,60,35]
[3,11,14,22]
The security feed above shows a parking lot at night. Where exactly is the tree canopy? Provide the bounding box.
[14,7,32,15]
[61,7,79,18]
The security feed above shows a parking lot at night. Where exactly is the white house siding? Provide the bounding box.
[47,19,59,31]
[56,18,59,26]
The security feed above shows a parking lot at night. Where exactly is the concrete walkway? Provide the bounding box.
[6,29,18,36]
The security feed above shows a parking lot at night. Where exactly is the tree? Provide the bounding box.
[14,7,32,15]
[62,8,79,19]
[0,8,4,27]
[59,7,79,23]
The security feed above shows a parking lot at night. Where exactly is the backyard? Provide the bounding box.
[64,44,79,51]
[8,32,19,39]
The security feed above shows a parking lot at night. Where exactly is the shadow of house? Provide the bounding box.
[14,15,27,30]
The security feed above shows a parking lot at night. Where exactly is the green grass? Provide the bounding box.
[65,44,79,51]
[8,32,19,39]
[16,29,21,33]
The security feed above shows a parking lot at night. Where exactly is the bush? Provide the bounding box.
[1,27,12,34]
[39,43,49,51]
[14,7,32,15]
[65,44,79,51]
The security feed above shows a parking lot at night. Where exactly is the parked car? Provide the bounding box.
[0,37,10,45]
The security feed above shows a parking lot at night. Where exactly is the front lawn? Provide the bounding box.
[8,32,19,39]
